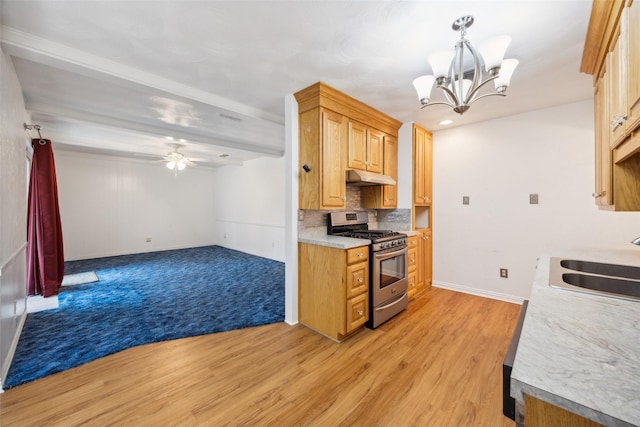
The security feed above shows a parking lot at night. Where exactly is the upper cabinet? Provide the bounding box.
[347,121,384,174]
[295,82,401,210]
[582,0,640,210]
[362,134,398,209]
[413,124,433,206]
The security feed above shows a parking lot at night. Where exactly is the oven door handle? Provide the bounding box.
[374,246,407,260]
[375,292,407,311]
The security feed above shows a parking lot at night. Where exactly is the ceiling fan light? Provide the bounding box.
[478,35,511,73]
[495,58,519,92]
[412,75,436,105]
[166,160,176,170]
[177,161,186,170]
[428,51,454,79]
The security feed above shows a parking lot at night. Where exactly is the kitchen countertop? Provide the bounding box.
[511,250,640,426]
[298,226,415,249]
[298,227,370,249]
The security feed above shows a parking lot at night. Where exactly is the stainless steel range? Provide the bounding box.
[328,211,408,328]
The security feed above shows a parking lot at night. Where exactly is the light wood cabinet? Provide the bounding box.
[413,124,432,206]
[582,0,640,210]
[628,0,640,131]
[524,394,604,427]
[298,243,369,341]
[594,75,614,207]
[407,235,418,299]
[295,82,401,211]
[416,229,431,294]
[298,107,347,210]
[362,134,398,209]
[348,120,384,174]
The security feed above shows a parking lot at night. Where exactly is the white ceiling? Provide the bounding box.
[0,0,595,168]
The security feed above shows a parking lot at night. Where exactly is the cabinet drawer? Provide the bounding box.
[346,292,368,333]
[408,271,417,299]
[346,246,368,265]
[408,247,417,271]
[408,236,418,249]
[346,262,368,298]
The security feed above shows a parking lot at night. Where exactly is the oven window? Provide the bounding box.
[380,254,405,288]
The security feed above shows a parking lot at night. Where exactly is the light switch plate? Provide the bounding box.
[529,193,539,204]
[463,196,470,205]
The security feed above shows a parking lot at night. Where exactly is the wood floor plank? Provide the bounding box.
[0,287,520,426]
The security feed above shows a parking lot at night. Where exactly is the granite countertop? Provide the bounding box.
[298,225,414,249]
[511,250,640,426]
[298,227,370,249]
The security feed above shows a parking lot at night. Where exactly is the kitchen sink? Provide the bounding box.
[549,257,640,302]
[560,259,640,280]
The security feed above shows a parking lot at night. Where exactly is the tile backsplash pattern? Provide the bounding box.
[298,186,411,231]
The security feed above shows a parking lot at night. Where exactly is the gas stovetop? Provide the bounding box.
[328,211,407,251]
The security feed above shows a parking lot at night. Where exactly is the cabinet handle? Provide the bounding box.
[357,310,363,316]
[411,258,415,263]
[357,252,363,257]
[342,197,347,201]
[610,115,627,130]
[357,278,363,283]
[592,191,603,198]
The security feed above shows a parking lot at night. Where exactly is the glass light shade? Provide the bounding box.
[177,161,186,170]
[478,35,511,72]
[412,75,436,103]
[166,160,176,170]
[428,51,454,78]
[494,58,519,91]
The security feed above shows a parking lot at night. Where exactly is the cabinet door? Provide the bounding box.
[627,0,640,131]
[347,120,367,171]
[381,135,397,208]
[367,128,384,173]
[594,76,614,207]
[413,125,432,205]
[424,229,432,287]
[609,30,627,148]
[322,109,347,208]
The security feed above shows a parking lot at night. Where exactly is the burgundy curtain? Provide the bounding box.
[26,138,64,297]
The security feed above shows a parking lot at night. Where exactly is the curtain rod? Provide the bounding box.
[24,123,46,144]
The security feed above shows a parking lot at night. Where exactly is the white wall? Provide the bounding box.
[213,156,285,262]
[432,100,640,302]
[55,151,217,260]
[0,51,29,388]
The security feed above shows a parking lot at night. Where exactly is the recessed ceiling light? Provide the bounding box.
[219,154,229,158]
[439,119,453,125]
[165,136,174,140]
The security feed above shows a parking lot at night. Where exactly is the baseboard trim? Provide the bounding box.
[433,280,525,305]
[1,310,27,392]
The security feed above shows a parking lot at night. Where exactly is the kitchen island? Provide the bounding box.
[511,251,640,426]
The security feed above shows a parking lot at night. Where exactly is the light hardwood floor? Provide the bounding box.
[0,287,520,426]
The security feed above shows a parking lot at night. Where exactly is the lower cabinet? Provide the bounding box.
[407,235,418,299]
[524,394,604,427]
[298,243,369,341]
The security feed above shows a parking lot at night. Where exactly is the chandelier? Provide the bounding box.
[412,15,518,115]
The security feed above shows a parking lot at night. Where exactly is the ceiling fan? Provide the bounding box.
[162,145,196,175]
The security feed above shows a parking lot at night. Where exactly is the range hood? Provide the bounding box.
[346,169,396,186]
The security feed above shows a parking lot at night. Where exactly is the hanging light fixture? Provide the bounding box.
[412,15,519,115]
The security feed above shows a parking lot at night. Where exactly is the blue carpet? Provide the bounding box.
[5,245,285,388]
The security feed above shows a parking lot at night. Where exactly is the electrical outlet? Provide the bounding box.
[529,193,539,204]
[146,237,152,243]
[298,210,304,221]
[500,268,508,278]
[463,196,470,205]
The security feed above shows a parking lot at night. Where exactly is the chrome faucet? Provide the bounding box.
[632,237,640,245]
